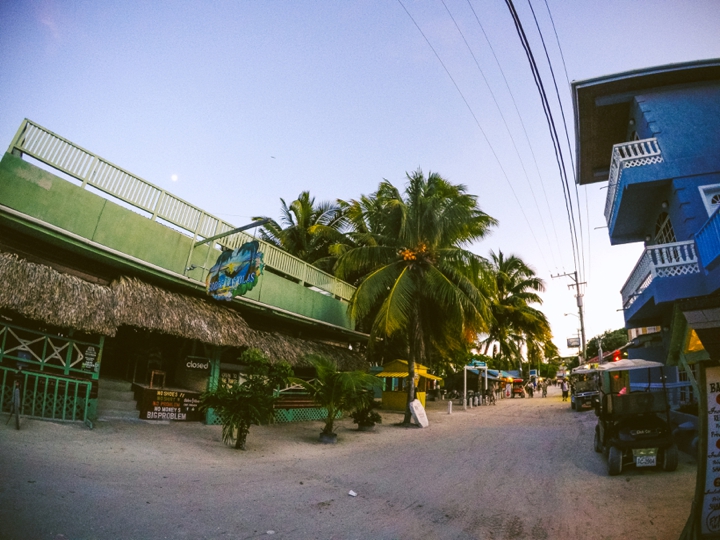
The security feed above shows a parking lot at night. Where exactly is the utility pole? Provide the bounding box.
[553,271,587,361]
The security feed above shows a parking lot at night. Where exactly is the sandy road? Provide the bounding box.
[0,385,695,540]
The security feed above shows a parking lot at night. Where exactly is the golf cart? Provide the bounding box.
[570,364,599,411]
[593,359,678,476]
[511,378,525,398]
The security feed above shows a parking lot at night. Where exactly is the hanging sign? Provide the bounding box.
[206,241,264,301]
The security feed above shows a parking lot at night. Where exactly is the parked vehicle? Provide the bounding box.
[594,359,678,476]
[570,364,599,411]
[512,379,525,398]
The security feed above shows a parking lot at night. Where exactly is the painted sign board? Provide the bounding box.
[701,365,720,536]
[529,369,537,377]
[206,241,264,301]
[139,388,203,421]
[409,399,429,428]
[567,337,580,348]
[81,345,100,372]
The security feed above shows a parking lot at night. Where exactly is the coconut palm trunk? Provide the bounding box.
[403,307,424,424]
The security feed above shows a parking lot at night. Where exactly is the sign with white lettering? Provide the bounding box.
[702,366,720,535]
[138,388,203,422]
[185,357,210,371]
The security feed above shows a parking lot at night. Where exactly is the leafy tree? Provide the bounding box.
[256,191,347,272]
[199,349,292,450]
[480,251,551,375]
[336,170,497,423]
[587,328,629,360]
[290,355,380,436]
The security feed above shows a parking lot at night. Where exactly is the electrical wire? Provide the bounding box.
[464,0,565,271]
[440,0,559,269]
[396,0,549,270]
[526,0,586,282]
[502,0,581,277]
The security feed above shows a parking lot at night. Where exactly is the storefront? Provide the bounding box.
[375,359,442,410]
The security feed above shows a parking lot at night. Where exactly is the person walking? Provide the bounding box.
[561,379,569,401]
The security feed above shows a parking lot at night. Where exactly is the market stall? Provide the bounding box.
[375,359,442,410]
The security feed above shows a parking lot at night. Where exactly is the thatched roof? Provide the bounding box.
[0,252,368,368]
[251,329,368,371]
[112,277,253,347]
[0,252,117,335]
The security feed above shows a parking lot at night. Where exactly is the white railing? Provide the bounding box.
[621,240,700,309]
[605,138,663,225]
[7,119,356,301]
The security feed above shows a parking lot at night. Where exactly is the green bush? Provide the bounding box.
[199,349,292,450]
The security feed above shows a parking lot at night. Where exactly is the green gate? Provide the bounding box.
[0,322,102,426]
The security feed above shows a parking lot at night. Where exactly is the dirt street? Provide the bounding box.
[0,385,695,540]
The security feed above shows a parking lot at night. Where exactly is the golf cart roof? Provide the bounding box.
[571,364,598,375]
[596,359,664,372]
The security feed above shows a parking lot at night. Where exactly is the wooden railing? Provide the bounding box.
[695,207,720,271]
[7,119,356,301]
[1,366,93,424]
[605,138,663,225]
[620,240,700,309]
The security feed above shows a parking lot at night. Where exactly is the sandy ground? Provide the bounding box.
[0,385,696,540]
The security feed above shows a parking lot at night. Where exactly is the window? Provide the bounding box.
[654,212,676,245]
[699,184,720,216]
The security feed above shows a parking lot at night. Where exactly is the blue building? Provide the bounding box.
[573,59,720,537]
[573,59,720,364]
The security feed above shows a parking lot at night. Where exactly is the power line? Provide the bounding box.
[502,0,581,278]
[440,0,559,269]
[526,0,586,282]
[464,0,566,271]
[395,0,549,270]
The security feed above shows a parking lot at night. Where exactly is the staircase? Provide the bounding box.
[97,379,139,420]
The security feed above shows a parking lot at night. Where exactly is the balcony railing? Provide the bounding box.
[695,207,720,271]
[7,119,356,302]
[620,240,700,309]
[605,138,663,225]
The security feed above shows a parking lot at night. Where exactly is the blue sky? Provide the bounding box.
[2,0,719,357]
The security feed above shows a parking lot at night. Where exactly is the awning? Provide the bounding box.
[376,371,443,380]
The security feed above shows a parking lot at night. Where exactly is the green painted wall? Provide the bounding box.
[0,153,353,329]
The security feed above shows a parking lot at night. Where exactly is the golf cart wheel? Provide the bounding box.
[608,446,623,476]
[594,427,602,453]
[663,444,679,472]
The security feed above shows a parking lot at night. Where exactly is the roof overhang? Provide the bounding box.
[572,58,720,185]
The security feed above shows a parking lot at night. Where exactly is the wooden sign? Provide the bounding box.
[139,388,203,421]
[701,365,720,536]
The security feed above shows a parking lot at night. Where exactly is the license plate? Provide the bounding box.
[636,455,656,467]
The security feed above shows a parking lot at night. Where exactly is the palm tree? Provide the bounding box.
[198,349,292,450]
[480,251,551,374]
[256,191,347,272]
[336,170,497,423]
[290,355,379,439]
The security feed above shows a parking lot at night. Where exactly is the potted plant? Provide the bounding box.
[291,355,380,443]
[350,392,382,431]
[199,349,292,450]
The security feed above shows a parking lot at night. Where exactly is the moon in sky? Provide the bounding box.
[171,174,178,181]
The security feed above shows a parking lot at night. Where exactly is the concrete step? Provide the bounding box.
[97,409,141,420]
[98,379,133,392]
[98,388,135,401]
[97,398,138,412]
